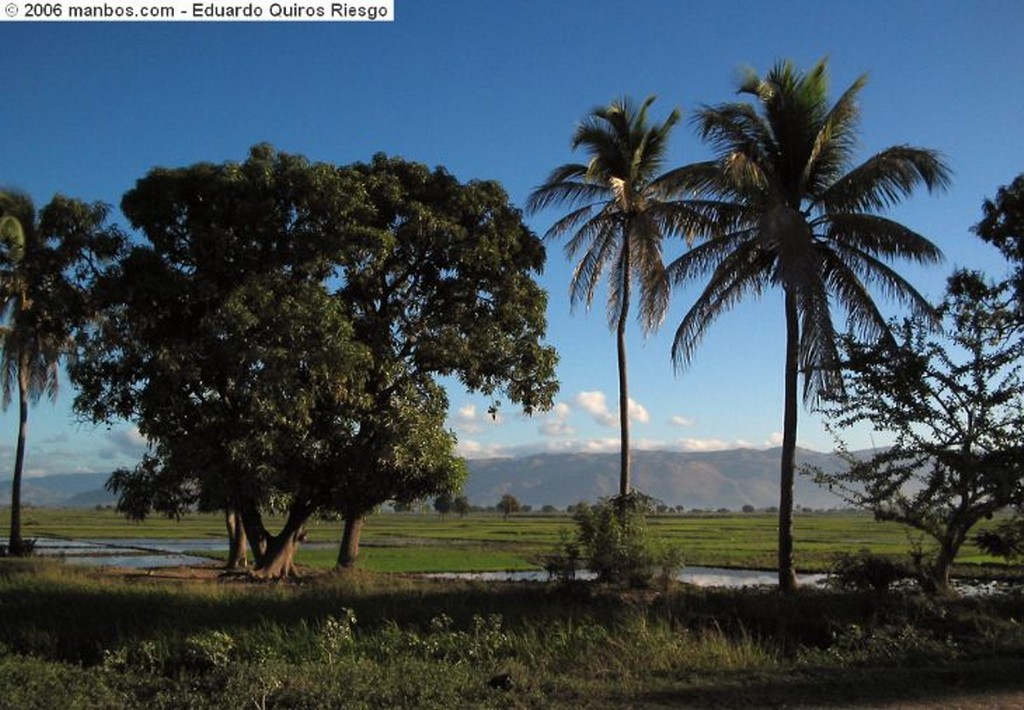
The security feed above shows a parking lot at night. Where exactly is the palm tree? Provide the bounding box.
[0,193,116,556]
[0,193,63,556]
[666,59,951,592]
[528,96,703,500]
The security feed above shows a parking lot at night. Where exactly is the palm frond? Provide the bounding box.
[568,220,619,312]
[802,73,866,196]
[629,212,671,332]
[671,241,774,369]
[825,241,939,327]
[666,228,759,285]
[819,212,944,264]
[818,146,952,214]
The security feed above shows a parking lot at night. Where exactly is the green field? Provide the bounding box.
[2,506,1015,575]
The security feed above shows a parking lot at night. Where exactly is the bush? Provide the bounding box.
[569,493,683,588]
[828,551,911,593]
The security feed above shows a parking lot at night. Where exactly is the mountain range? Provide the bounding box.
[2,447,852,510]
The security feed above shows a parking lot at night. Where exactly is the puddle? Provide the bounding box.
[423,566,828,588]
[0,536,217,568]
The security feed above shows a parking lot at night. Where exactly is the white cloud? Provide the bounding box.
[451,403,504,433]
[101,427,149,459]
[628,399,650,424]
[575,391,616,427]
[581,437,622,454]
[539,401,574,438]
[574,391,648,427]
[453,404,483,433]
[669,415,695,427]
[675,437,762,452]
[767,432,785,446]
[456,439,511,459]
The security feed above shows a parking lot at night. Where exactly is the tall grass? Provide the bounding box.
[2,558,1024,707]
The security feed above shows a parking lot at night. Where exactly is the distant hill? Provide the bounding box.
[0,472,114,508]
[461,447,853,510]
[1,447,855,511]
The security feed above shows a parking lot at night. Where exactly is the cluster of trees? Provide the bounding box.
[3,57,1021,594]
[530,58,951,592]
[2,148,558,576]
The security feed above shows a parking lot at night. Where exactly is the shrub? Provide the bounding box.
[828,550,911,593]
[570,493,683,588]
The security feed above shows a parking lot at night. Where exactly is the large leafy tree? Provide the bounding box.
[74,147,373,576]
[814,273,1024,593]
[666,59,950,591]
[527,96,701,500]
[332,154,557,567]
[74,147,557,576]
[0,192,121,556]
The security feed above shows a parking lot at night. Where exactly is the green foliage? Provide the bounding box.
[976,518,1024,561]
[801,623,959,668]
[3,562,1024,707]
[318,608,358,664]
[828,551,912,593]
[571,493,683,587]
[973,173,1024,308]
[815,274,1024,592]
[73,145,557,570]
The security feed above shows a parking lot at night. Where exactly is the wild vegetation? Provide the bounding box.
[1,560,1023,708]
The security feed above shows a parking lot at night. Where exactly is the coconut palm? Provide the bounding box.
[665,59,951,592]
[527,96,703,500]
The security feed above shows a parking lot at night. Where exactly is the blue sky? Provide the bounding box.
[2,0,1022,479]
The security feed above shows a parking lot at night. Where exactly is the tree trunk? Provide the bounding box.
[253,529,303,579]
[778,289,800,594]
[616,232,632,503]
[237,500,271,570]
[251,502,310,580]
[224,508,248,569]
[7,362,29,557]
[925,537,960,595]
[337,515,363,568]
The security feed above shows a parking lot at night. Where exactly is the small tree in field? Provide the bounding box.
[497,494,521,521]
[453,495,471,518]
[813,273,1024,593]
[433,493,454,520]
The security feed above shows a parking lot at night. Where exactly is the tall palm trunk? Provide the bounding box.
[778,289,800,593]
[616,233,632,501]
[8,358,29,556]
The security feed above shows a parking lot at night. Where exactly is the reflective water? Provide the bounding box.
[1,537,1014,594]
[423,567,828,588]
[3,536,826,587]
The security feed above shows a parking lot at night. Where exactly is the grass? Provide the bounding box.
[0,558,1023,708]
[2,506,1017,575]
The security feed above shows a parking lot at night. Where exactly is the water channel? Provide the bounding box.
[1,535,827,588]
[2,536,1015,594]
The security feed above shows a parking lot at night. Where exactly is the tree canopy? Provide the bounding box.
[814,273,1024,592]
[73,145,558,576]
